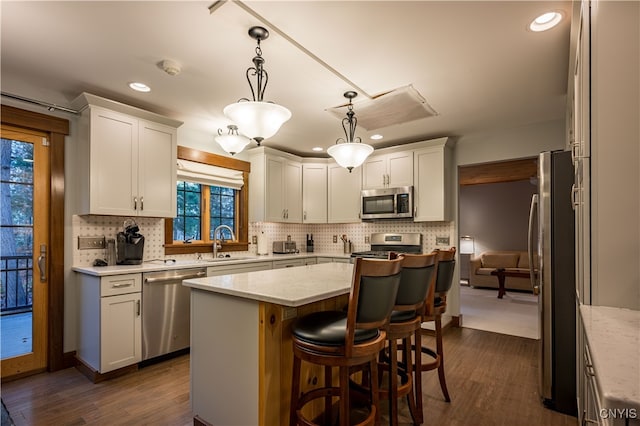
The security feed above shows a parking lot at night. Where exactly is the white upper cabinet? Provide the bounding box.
[302,163,327,223]
[328,162,361,223]
[413,138,452,222]
[74,93,180,217]
[249,147,302,223]
[362,151,413,189]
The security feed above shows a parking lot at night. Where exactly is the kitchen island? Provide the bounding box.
[183,262,353,426]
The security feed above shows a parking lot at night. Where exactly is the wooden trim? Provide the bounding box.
[193,415,213,426]
[1,105,68,374]
[165,147,250,256]
[177,146,251,173]
[74,357,138,384]
[1,105,69,135]
[459,157,537,186]
[451,315,462,328]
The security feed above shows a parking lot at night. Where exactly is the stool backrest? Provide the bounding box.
[394,252,437,312]
[346,256,403,355]
[434,247,456,295]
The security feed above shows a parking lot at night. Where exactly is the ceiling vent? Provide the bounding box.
[327,85,438,131]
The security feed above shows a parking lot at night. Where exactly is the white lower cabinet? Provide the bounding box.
[316,257,351,264]
[77,273,142,374]
[273,258,306,269]
[207,261,273,276]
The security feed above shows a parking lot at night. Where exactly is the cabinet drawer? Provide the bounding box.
[273,259,305,269]
[101,274,142,297]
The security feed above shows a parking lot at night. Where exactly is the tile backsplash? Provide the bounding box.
[72,215,454,265]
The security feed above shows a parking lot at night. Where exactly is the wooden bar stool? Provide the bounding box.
[379,252,437,426]
[417,247,456,413]
[289,256,404,426]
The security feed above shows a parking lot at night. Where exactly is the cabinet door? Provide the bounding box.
[265,156,285,221]
[138,120,177,217]
[328,163,361,223]
[302,164,327,223]
[284,160,302,222]
[100,292,141,373]
[413,146,448,221]
[387,151,413,187]
[362,156,387,189]
[90,108,138,216]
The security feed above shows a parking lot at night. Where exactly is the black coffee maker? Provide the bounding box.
[116,219,145,265]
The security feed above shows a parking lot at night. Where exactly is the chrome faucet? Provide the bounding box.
[212,225,235,258]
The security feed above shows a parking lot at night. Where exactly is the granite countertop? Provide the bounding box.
[580,305,640,412]
[72,252,351,277]
[183,262,353,307]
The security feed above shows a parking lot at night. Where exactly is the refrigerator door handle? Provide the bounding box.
[528,194,540,295]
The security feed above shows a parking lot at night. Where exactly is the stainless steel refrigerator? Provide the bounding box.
[528,150,577,416]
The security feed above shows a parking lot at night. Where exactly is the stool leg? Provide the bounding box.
[325,365,333,424]
[434,315,451,402]
[370,358,381,426]
[339,365,350,426]
[290,355,301,426]
[388,338,399,426]
[413,329,424,424]
[402,334,420,425]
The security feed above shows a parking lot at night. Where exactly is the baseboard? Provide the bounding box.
[75,357,138,383]
[452,314,462,327]
[194,415,213,426]
[62,351,77,370]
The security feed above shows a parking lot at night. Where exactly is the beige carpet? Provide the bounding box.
[460,285,539,340]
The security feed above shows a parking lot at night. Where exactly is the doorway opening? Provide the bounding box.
[458,158,539,339]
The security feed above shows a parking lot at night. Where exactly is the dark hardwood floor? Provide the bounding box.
[1,328,577,426]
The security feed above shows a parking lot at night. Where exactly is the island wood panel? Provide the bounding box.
[259,293,349,426]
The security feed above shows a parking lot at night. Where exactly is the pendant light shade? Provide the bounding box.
[221,26,291,148]
[327,91,374,172]
[215,125,251,156]
[223,101,291,144]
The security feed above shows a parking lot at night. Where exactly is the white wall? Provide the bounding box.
[448,119,566,321]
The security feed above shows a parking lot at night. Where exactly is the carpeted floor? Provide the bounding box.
[460,285,539,339]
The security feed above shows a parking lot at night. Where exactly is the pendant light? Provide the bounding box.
[214,125,250,156]
[221,26,291,148]
[327,91,374,172]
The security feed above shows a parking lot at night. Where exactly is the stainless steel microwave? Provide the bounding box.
[361,186,413,220]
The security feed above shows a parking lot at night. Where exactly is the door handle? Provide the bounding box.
[140,196,144,211]
[37,244,46,282]
[134,197,138,210]
[136,299,141,316]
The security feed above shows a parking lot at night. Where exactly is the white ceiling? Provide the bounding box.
[1,1,571,157]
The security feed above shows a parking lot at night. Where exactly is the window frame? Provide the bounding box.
[164,146,250,255]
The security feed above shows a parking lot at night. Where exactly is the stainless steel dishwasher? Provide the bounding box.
[142,268,206,360]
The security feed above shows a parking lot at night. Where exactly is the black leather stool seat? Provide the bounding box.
[292,310,379,347]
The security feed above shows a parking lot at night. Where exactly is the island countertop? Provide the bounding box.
[183,261,353,307]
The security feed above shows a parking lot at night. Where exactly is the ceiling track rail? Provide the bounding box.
[1,91,80,114]
[210,0,373,100]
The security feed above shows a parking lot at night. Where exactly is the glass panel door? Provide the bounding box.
[1,125,49,377]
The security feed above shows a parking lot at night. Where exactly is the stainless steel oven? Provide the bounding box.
[361,186,413,220]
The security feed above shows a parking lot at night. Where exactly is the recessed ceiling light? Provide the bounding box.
[129,82,151,92]
[370,134,383,140]
[312,147,323,152]
[529,11,563,32]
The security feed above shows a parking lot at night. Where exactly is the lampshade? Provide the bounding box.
[327,91,374,172]
[460,236,475,254]
[215,125,251,156]
[223,101,291,143]
[327,143,374,172]
[222,26,290,146]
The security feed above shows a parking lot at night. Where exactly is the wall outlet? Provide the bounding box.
[436,236,450,246]
[365,236,370,244]
[252,235,257,244]
[78,236,106,250]
[333,235,338,243]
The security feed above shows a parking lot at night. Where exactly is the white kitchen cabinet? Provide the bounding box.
[413,138,452,222]
[328,161,362,223]
[567,0,640,309]
[73,93,180,217]
[272,258,306,269]
[362,151,413,189]
[206,261,273,276]
[302,163,327,223]
[317,257,351,264]
[77,273,142,374]
[249,147,302,223]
